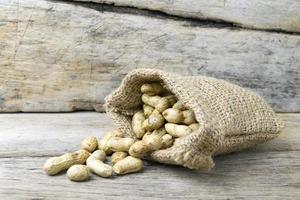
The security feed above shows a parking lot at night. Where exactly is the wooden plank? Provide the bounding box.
[0,113,298,157]
[72,0,300,33]
[0,151,299,199]
[0,0,299,113]
[0,112,112,157]
[0,113,299,199]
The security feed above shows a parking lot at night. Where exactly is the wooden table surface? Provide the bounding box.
[0,112,299,199]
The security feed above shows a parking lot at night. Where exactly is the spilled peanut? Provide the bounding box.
[43,149,90,175]
[113,156,143,175]
[43,82,199,181]
[87,159,113,178]
[98,131,118,154]
[111,152,128,165]
[81,136,98,152]
[86,149,106,163]
[107,137,135,152]
[67,164,90,181]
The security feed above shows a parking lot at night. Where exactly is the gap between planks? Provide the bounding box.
[0,112,298,158]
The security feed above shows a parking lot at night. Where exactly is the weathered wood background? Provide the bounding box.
[0,0,299,112]
[73,0,300,33]
[0,113,299,199]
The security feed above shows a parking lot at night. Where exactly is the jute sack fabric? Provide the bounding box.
[104,69,284,170]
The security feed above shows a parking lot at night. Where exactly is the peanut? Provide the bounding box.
[172,101,186,110]
[43,149,90,175]
[128,140,150,158]
[81,136,98,153]
[141,83,164,96]
[106,137,135,152]
[142,94,169,112]
[182,110,197,125]
[162,108,183,123]
[155,97,170,112]
[142,112,164,131]
[189,123,200,131]
[142,128,166,150]
[67,164,90,182]
[141,94,161,108]
[113,156,143,175]
[165,123,192,137]
[111,129,124,138]
[87,159,113,178]
[164,95,177,106]
[143,104,154,118]
[86,149,106,163]
[98,132,116,154]
[111,152,128,165]
[161,134,174,149]
[132,111,146,138]
[43,81,201,180]
[162,108,196,125]
[151,109,160,115]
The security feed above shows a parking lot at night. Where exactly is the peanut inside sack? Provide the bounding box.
[129,83,199,159]
[104,69,284,170]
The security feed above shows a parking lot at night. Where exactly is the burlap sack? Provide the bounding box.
[104,69,283,170]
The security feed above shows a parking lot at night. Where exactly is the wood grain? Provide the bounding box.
[71,0,300,33]
[0,0,299,113]
[0,113,299,199]
[0,113,299,157]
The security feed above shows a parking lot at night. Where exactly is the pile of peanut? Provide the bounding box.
[43,83,198,181]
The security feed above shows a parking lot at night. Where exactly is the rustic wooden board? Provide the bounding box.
[0,113,299,199]
[71,0,300,33]
[0,0,299,113]
[0,113,299,157]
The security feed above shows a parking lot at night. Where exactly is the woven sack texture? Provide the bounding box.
[104,68,284,170]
